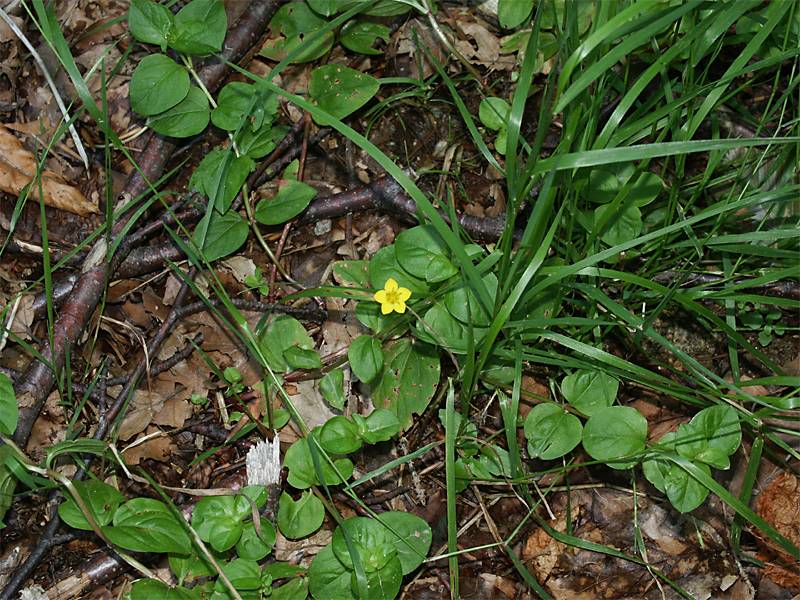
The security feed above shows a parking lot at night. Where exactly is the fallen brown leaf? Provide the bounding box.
[0,124,97,216]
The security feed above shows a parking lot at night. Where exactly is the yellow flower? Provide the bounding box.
[374,277,412,315]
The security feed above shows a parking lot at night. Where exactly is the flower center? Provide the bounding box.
[385,289,401,304]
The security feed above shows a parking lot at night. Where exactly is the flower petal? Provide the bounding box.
[397,287,411,302]
[393,302,406,314]
[374,290,387,304]
[384,277,398,292]
[380,302,393,315]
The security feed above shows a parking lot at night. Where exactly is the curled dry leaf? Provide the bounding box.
[755,472,800,593]
[0,124,97,216]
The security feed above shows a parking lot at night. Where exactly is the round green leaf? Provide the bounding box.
[332,517,396,572]
[284,438,354,489]
[309,544,355,600]
[308,65,380,122]
[260,2,334,63]
[0,373,17,436]
[168,0,227,55]
[686,404,742,458]
[372,338,440,431]
[664,462,711,513]
[319,367,346,410]
[443,273,498,327]
[368,245,428,295]
[236,517,276,560]
[498,0,533,29]
[394,225,457,283]
[258,314,315,372]
[354,408,400,445]
[377,511,432,574]
[523,402,582,460]
[284,346,322,370]
[58,479,124,531]
[594,203,643,246]
[211,82,278,132]
[196,210,248,262]
[190,149,254,213]
[148,86,210,138]
[629,172,663,206]
[128,0,173,50]
[582,406,647,469]
[479,97,510,131]
[340,20,390,55]
[255,179,317,225]
[414,302,487,354]
[272,578,309,600]
[191,495,244,552]
[561,369,619,417]
[351,555,402,600]
[348,335,384,383]
[277,491,325,539]
[213,559,262,594]
[130,54,189,116]
[319,416,362,455]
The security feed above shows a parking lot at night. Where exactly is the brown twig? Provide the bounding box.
[299,175,516,241]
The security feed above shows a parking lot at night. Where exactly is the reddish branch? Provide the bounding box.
[12,0,288,447]
[299,175,512,241]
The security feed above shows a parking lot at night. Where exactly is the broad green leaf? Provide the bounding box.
[561,369,619,417]
[213,559,262,597]
[260,2,334,63]
[320,416,362,455]
[307,0,339,15]
[255,179,317,225]
[191,492,261,552]
[0,449,16,528]
[354,555,402,600]
[258,314,316,372]
[332,260,370,287]
[148,86,210,138]
[128,0,173,50]
[309,545,355,600]
[414,303,488,354]
[169,553,217,582]
[284,346,322,370]
[363,0,413,16]
[308,65,380,123]
[129,54,189,116]
[211,82,279,132]
[687,404,742,458]
[478,97,510,131]
[523,402,582,460]
[129,579,199,600]
[272,578,309,600]
[498,0,533,29]
[332,516,396,572]
[58,479,124,531]
[340,20,390,55]
[368,245,428,295]
[168,0,227,55]
[394,225,457,283]
[278,491,325,539]
[284,438,353,489]
[196,210,248,262]
[348,335,384,384]
[319,368,346,410]
[443,273,498,327]
[353,408,399,444]
[104,498,191,554]
[582,406,647,470]
[190,149,254,213]
[0,373,17,436]
[372,338,440,430]
[236,122,288,159]
[663,462,711,513]
[236,517,276,560]
[378,511,432,574]
[594,203,642,246]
